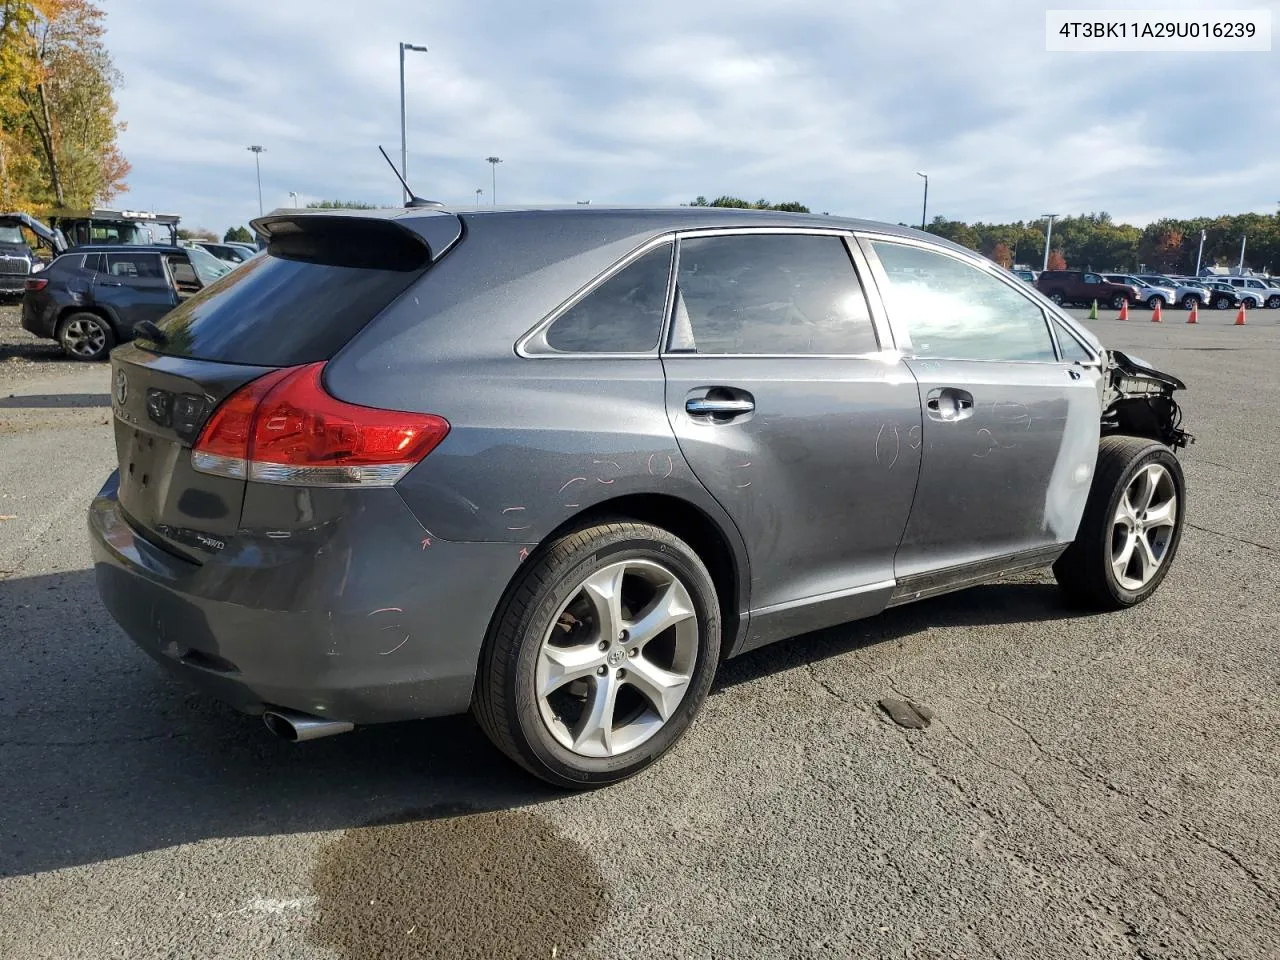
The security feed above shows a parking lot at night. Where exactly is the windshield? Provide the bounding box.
[0,224,26,245]
[185,244,233,284]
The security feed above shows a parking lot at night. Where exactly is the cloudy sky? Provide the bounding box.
[103,0,1279,235]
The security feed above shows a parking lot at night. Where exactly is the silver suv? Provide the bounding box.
[1221,276,1280,309]
[1135,275,1207,310]
[87,206,1194,786]
[1104,274,1178,309]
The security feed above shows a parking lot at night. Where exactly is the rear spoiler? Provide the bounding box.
[250,210,463,266]
[0,212,67,254]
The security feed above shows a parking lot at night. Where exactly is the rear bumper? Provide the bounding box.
[20,298,55,337]
[88,472,527,724]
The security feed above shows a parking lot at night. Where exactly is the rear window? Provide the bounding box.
[150,218,432,366]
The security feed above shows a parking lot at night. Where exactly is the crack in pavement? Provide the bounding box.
[982,701,1280,918]
[1186,521,1275,554]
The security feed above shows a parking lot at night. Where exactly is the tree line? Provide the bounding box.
[688,197,1279,275]
[0,0,127,213]
[923,212,1279,275]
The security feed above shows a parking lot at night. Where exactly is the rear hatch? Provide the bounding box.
[108,211,462,562]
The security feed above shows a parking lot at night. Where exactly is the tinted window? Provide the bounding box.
[871,241,1056,362]
[153,244,428,366]
[544,243,671,352]
[104,253,163,280]
[671,234,877,355]
[83,253,103,273]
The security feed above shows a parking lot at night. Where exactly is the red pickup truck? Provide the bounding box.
[1036,270,1138,309]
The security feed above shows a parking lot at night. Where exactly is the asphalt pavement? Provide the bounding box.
[1,305,1277,959]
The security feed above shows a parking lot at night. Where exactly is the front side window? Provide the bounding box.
[871,240,1057,362]
[544,243,672,353]
[1083,274,1101,284]
[1054,319,1095,362]
[104,253,163,280]
[670,233,877,355]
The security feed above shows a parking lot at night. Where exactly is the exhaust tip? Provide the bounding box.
[263,711,300,741]
[262,709,354,742]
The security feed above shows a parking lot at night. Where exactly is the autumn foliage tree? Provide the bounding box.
[989,241,1013,268]
[0,0,127,212]
[1046,249,1067,271]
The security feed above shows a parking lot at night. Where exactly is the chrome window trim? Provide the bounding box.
[658,227,890,360]
[515,234,676,359]
[855,230,1102,366]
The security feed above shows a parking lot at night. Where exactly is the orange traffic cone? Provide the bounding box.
[1235,303,1247,326]
[1187,301,1198,324]
[1151,300,1163,322]
[1118,299,1130,321]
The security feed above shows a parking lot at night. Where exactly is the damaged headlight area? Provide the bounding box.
[1101,350,1193,450]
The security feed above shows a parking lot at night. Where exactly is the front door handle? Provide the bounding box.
[686,397,755,416]
[99,280,123,287]
[925,387,974,422]
[685,387,755,422]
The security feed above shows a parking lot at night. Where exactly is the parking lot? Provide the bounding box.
[1,302,1277,959]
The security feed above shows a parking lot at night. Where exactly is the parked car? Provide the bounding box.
[1011,268,1036,283]
[0,212,67,298]
[21,244,233,360]
[1133,275,1209,310]
[1035,270,1137,308]
[88,207,1192,787]
[192,241,259,264]
[1220,275,1280,309]
[1194,280,1244,310]
[1102,274,1178,309]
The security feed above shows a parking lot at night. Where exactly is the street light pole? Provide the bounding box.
[475,188,483,205]
[486,156,502,205]
[1040,213,1059,272]
[399,42,428,205]
[1238,234,1247,273]
[247,146,266,215]
[289,191,299,208]
[1194,229,1206,276]
[916,171,928,230]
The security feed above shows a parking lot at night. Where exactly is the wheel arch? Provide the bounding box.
[56,303,121,337]
[519,492,749,660]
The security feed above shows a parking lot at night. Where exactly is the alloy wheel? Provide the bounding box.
[535,559,699,758]
[1111,463,1178,591]
[63,318,107,358]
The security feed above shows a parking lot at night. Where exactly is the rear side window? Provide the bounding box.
[105,253,163,279]
[670,234,878,355]
[544,242,672,353]
[871,241,1056,362]
[152,219,431,366]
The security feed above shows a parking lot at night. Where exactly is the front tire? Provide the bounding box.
[1180,294,1200,309]
[473,521,721,788]
[1213,295,1233,310]
[1146,295,1166,310]
[58,312,115,361]
[1266,295,1280,309]
[1054,436,1185,611]
[1110,294,1128,310]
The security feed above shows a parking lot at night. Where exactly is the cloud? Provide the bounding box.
[103,0,1280,232]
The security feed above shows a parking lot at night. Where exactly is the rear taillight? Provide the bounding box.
[191,362,449,487]
[24,278,48,292]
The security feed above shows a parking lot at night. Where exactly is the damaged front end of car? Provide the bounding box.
[1100,350,1193,450]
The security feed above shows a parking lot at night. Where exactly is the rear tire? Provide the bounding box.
[473,521,721,788]
[1054,436,1185,611]
[57,312,115,361]
[1047,291,1065,305]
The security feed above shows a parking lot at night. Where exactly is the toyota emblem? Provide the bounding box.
[115,369,128,406]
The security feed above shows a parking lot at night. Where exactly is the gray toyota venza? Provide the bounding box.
[90,206,1192,786]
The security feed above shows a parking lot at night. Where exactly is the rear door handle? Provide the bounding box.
[925,387,974,422]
